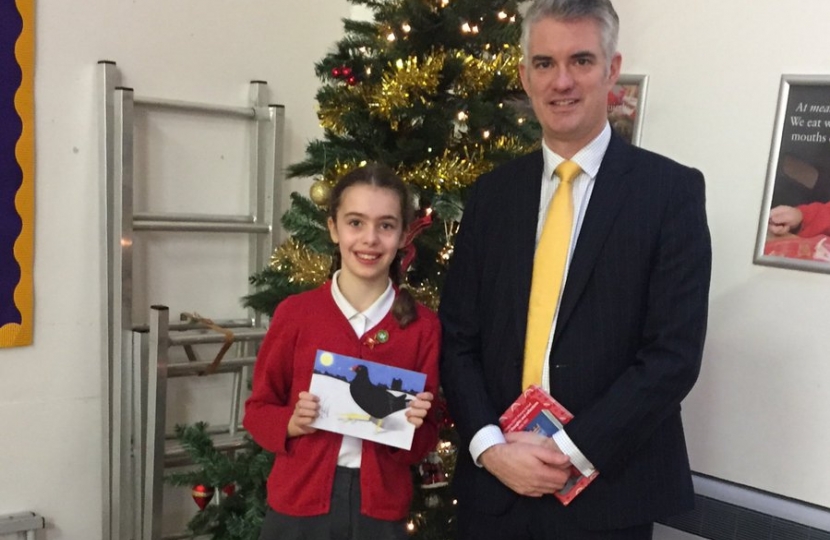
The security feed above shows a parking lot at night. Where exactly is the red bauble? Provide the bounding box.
[221,483,236,497]
[346,75,358,86]
[341,66,353,77]
[191,484,215,510]
[331,67,342,78]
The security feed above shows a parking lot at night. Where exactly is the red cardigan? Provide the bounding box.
[243,282,441,520]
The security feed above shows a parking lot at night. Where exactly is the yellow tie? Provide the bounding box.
[522,160,581,390]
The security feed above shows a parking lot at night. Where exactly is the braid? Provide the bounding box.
[390,251,418,328]
[392,287,418,328]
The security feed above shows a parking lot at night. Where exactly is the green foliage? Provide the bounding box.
[279,193,332,253]
[166,423,274,540]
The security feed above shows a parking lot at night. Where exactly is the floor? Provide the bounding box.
[654,524,705,540]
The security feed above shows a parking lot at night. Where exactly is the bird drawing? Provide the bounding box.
[343,364,411,430]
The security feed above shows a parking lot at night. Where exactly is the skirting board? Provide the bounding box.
[657,474,830,540]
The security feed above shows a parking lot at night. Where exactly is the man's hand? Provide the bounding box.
[505,430,561,450]
[479,434,572,497]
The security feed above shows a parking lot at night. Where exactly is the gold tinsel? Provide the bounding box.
[489,134,540,157]
[400,135,537,192]
[401,146,490,192]
[369,54,445,128]
[317,87,364,136]
[406,281,441,312]
[269,239,331,288]
[454,47,523,97]
[319,160,368,185]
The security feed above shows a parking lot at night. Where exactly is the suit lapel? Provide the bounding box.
[554,134,636,342]
[513,151,544,349]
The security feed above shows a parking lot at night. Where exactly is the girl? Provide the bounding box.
[243,163,440,540]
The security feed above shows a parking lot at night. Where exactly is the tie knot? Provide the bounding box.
[555,160,581,184]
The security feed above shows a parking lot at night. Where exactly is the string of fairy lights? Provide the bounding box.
[274,0,533,326]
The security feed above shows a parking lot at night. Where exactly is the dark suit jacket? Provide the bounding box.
[438,133,712,530]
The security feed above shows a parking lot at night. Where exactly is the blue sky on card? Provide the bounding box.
[313,349,425,391]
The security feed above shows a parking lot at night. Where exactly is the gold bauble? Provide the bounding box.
[309,179,332,206]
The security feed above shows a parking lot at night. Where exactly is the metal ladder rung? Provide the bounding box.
[134,95,266,120]
[134,220,271,234]
[167,357,256,377]
[135,212,256,224]
[134,211,270,233]
[132,318,254,333]
[169,327,267,347]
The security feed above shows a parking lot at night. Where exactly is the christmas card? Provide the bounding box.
[308,349,426,450]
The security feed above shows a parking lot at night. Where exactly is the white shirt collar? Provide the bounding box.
[330,270,395,337]
[542,122,612,181]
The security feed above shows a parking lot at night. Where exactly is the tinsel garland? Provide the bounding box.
[406,281,441,312]
[454,46,523,97]
[270,239,331,288]
[402,147,489,192]
[401,135,534,192]
[321,160,364,184]
[319,46,523,134]
[370,54,445,129]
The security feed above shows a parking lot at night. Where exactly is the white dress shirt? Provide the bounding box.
[469,123,614,478]
[330,270,396,467]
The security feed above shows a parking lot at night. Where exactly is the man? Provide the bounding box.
[438,1,712,539]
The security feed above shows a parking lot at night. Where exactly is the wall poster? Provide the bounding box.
[755,75,830,273]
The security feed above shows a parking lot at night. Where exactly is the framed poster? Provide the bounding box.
[754,75,830,273]
[607,74,648,146]
[0,0,34,347]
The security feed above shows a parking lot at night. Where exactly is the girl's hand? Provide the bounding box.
[287,391,319,438]
[405,391,434,428]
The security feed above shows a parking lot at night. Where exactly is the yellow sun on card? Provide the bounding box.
[319,352,334,367]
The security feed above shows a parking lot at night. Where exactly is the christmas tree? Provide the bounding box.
[168,0,538,538]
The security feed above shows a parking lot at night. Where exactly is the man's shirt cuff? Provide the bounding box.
[553,430,596,477]
[469,424,506,467]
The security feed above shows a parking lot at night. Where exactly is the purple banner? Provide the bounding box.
[0,0,33,348]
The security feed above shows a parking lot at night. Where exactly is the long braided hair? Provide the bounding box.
[327,163,418,328]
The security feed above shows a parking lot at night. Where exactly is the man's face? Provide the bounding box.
[519,16,621,157]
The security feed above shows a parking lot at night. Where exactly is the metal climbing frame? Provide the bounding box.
[97,60,283,540]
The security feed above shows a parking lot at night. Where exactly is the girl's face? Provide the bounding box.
[327,184,406,291]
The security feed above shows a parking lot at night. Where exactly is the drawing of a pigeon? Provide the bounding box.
[348,364,410,428]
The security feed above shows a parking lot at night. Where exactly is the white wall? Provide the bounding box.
[614,1,830,508]
[0,1,351,539]
[4,1,830,539]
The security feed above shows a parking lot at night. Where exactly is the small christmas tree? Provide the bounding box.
[168,1,537,538]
